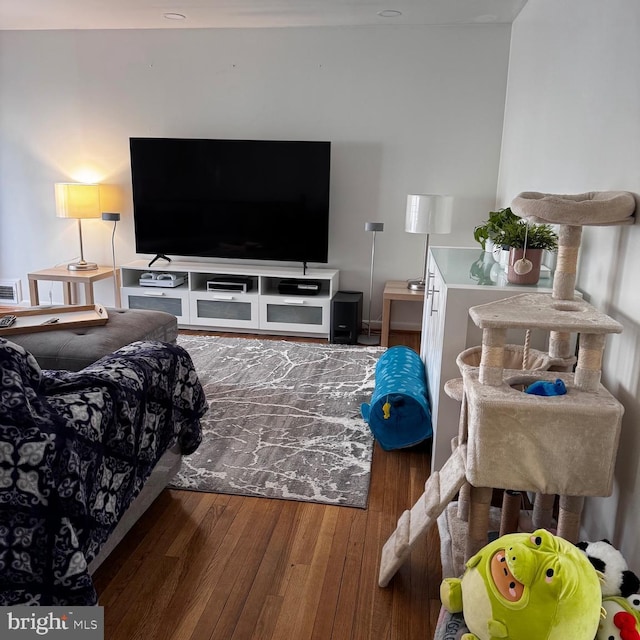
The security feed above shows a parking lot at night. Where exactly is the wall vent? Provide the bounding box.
[0,279,21,304]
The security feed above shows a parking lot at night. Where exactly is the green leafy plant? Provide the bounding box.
[473,207,520,249]
[493,219,558,251]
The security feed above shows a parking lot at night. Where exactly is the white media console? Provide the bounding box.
[120,260,340,338]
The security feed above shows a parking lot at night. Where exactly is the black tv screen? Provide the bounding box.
[130,137,331,263]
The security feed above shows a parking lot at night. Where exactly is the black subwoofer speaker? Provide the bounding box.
[330,291,363,345]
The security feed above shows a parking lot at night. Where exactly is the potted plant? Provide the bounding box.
[493,219,558,284]
[473,207,520,252]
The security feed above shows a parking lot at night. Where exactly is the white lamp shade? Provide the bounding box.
[55,183,101,219]
[405,194,453,235]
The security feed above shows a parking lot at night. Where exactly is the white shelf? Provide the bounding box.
[120,260,339,338]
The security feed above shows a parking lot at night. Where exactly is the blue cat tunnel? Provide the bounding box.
[361,345,432,451]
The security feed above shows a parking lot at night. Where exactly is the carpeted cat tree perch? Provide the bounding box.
[378,190,636,587]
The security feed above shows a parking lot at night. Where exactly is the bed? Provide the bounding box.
[0,337,208,605]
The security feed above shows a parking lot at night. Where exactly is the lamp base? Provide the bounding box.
[357,333,381,346]
[407,279,426,291]
[67,261,98,271]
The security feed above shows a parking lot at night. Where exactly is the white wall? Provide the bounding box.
[0,25,510,325]
[498,0,640,565]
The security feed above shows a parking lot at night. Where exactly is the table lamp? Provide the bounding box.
[55,182,101,271]
[358,222,384,346]
[405,194,453,290]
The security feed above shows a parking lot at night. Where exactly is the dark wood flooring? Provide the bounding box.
[93,329,442,639]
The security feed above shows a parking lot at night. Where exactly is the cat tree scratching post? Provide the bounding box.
[549,225,582,361]
[378,191,635,588]
[532,493,555,530]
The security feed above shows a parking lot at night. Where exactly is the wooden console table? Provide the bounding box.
[381,280,425,348]
[28,266,120,307]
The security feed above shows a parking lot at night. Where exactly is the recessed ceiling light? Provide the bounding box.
[377,9,402,18]
[163,12,186,20]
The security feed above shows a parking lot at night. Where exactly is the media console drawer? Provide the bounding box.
[122,286,190,324]
[259,295,330,334]
[190,292,259,330]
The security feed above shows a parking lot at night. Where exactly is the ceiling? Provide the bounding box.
[0,0,527,30]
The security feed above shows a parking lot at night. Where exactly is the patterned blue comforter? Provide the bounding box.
[0,338,207,605]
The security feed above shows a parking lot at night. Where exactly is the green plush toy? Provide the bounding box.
[440,529,602,640]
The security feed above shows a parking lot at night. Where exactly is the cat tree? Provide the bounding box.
[379,190,636,587]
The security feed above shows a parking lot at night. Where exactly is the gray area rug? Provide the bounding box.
[171,335,382,508]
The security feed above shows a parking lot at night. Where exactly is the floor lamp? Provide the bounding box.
[102,212,121,307]
[358,222,384,345]
[405,194,453,291]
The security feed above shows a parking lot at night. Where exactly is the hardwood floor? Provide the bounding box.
[93,329,442,639]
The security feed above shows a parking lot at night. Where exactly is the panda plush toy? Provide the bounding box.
[576,539,640,598]
[577,540,640,640]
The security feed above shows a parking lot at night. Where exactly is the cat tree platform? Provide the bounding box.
[463,292,624,496]
[464,368,622,495]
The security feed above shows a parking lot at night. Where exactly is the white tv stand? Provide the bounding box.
[120,260,340,338]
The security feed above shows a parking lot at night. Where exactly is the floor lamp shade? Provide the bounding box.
[405,194,453,290]
[55,183,101,271]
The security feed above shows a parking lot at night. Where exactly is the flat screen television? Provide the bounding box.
[130,137,331,264]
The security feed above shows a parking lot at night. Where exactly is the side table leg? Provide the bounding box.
[83,283,95,305]
[381,298,391,347]
[63,283,73,305]
[114,269,122,308]
[28,278,40,306]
